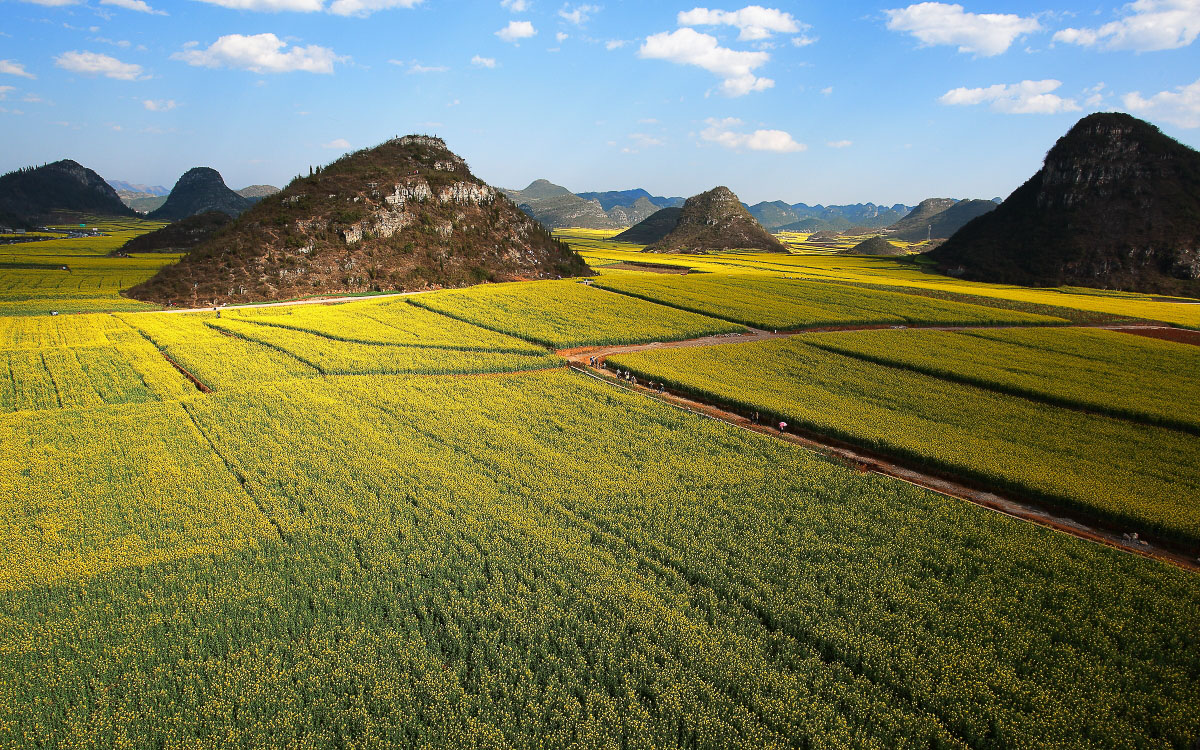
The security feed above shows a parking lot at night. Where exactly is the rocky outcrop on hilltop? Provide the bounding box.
[645,187,786,254]
[126,135,591,306]
[236,184,280,201]
[0,159,135,224]
[930,113,1200,297]
[148,168,255,221]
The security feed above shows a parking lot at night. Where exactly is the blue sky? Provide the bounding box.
[1,0,1198,205]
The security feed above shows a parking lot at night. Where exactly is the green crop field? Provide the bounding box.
[408,279,745,348]
[805,327,1200,433]
[1,227,1198,748]
[592,273,1067,329]
[0,218,175,316]
[1,371,1198,748]
[609,336,1200,544]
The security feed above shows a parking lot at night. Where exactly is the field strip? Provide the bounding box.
[128,288,436,314]
[559,322,1194,360]
[565,364,1200,573]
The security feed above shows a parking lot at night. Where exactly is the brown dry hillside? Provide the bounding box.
[645,186,786,254]
[126,136,591,306]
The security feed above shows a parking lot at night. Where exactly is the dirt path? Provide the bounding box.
[564,347,1200,574]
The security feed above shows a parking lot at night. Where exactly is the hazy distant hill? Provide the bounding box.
[575,188,684,210]
[770,202,911,233]
[127,135,590,306]
[930,112,1200,298]
[646,187,785,254]
[236,184,280,200]
[504,180,686,229]
[148,167,255,221]
[889,199,997,242]
[107,180,169,196]
[117,190,168,214]
[0,159,135,225]
[610,207,682,244]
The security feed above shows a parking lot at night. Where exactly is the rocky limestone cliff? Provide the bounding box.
[126,135,590,306]
[645,187,786,254]
[149,167,255,221]
[929,112,1200,297]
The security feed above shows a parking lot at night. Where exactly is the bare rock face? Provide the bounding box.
[126,135,590,306]
[645,186,786,254]
[929,112,1200,298]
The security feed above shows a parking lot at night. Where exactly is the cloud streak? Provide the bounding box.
[701,117,805,152]
[640,28,772,96]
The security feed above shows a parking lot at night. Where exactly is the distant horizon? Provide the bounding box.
[3,1,1198,206]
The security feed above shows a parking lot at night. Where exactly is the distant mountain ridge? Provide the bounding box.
[107,180,170,196]
[757,201,913,232]
[501,180,674,230]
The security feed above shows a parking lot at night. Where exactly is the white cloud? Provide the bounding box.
[501,0,529,9]
[1054,0,1200,52]
[471,55,497,68]
[191,0,324,10]
[401,61,448,73]
[820,86,833,95]
[173,34,340,73]
[54,50,144,80]
[558,3,599,25]
[143,98,176,111]
[605,39,626,50]
[1124,78,1200,127]
[496,20,537,42]
[556,32,569,42]
[639,28,772,96]
[827,139,852,148]
[22,93,45,103]
[701,117,805,152]
[0,86,14,100]
[100,0,166,14]
[629,132,664,148]
[327,0,422,17]
[678,6,803,41]
[0,60,36,79]
[322,138,351,149]
[791,34,817,46]
[1084,82,1107,106]
[885,3,1041,56]
[939,79,1081,114]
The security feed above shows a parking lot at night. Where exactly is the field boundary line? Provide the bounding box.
[567,364,1200,573]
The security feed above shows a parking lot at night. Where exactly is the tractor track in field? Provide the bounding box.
[561,329,1200,573]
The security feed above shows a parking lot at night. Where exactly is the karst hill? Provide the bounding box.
[125,136,591,306]
[0,159,134,226]
[148,167,255,221]
[930,112,1200,297]
[644,186,786,254]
